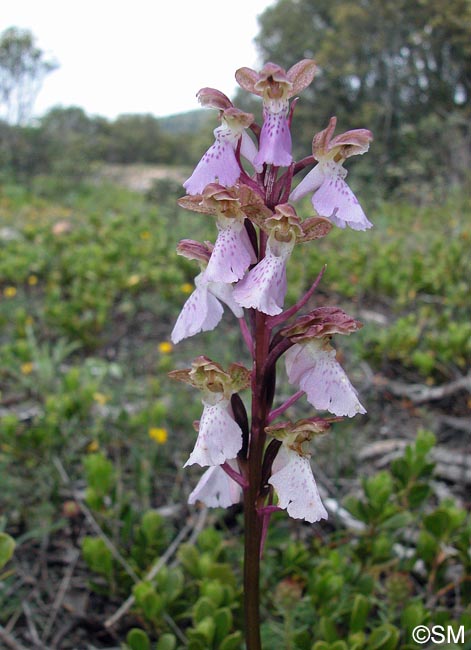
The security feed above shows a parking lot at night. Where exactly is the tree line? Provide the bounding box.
[248,0,470,195]
[1,5,470,198]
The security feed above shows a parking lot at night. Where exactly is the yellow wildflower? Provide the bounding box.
[140,231,151,240]
[180,283,193,294]
[126,274,140,287]
[158,341,173,354]
[87,440,100,452]
[3,287,17,298]
[20,362,34,375]
[149,427,168,444]
[93,392,108,406]
[28,275,38,286]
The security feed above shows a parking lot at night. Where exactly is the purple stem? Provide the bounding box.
[221,461,249,489]
[268,264,326,328]
[239,317,254,354]
[267,390,305,423]
[257,505,282,516]
[293,154,315,174]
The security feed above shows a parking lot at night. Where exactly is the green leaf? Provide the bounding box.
[160,567,184,603]
[194,616,215,644]
[132,582,163,621]
[311,643,330,650]
[367,624,400,650]
[83,452,115,498]
[400,602,425,633]
[343,495,370,523]
[201,579,225,607]
[380,511,413,530]
[177,543,200,576]
[0,533,15,569]
[214,607,233,644]
[140,510,164,542]
[126,628,151,650]
[207,563,236,587]
[364,472,393,510]
[390,458,409,486]
[156,633,177,650]
[319,616,339,643]
[407,483,431,508]
[424,509,451,538]
[349,594,370,633]
[197,527,223,554]
[193,596,216,623]
[416,530,439,563]
[415,429,436,457]
[81,536,113,578]
[219,631,243,650]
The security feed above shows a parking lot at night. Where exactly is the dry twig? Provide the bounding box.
[53,457,140,583]
[0,625,29,650]
[375,372,471,403]
[41,548,80,644]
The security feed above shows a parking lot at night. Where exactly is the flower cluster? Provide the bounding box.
[170,60,372,523]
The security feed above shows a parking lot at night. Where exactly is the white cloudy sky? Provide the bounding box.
[1,0,275,120]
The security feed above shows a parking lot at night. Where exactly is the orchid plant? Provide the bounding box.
[169,60,372,650]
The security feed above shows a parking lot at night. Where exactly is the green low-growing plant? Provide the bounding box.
[78,432,470,649]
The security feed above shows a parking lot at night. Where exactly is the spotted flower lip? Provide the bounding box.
[204,215,256,284]
[285,340,366,418]
[232,236,291,316]
[178,185,257,284]
[170,270,243,344]
[268,445,327,523]
[232,204,331,316]
[170,358,251,468]
[289,117,373,230]
[171,239,244,344]
[184,396,244,467]
[182,102,258,195]
[188,460,242,507]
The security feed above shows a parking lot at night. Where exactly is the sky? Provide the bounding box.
[1,0,275,121]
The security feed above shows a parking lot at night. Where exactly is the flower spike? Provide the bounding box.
[188,460,242,508]
[170,239,243,344]
[284,338,366,418]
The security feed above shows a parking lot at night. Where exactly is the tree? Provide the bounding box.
[0,26,58,125]
[251,0,471,193]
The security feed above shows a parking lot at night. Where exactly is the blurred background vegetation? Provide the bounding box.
[0,1,470,648]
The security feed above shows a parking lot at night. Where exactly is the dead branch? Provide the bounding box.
[375,372,471,403]
[0,625,29,650]
[41,548,80,644]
